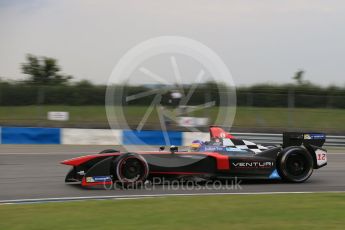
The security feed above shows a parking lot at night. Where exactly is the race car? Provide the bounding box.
[61,126,327,187]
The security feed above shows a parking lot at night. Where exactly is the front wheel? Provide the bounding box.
[277,146,314,183]
[113,153,149,186]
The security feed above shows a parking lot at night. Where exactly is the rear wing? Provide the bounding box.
[283,132,326,148]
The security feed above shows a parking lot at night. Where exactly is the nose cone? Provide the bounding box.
[60,155,98,166]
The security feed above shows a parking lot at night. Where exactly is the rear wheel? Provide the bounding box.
[114,153,149,186]
[277,147,314,183]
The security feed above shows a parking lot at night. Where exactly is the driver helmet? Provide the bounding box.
[190,140,204,151]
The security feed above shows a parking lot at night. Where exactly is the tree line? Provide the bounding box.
[0,54,344,108]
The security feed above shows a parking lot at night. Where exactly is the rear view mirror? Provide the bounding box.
[170,145,178,153]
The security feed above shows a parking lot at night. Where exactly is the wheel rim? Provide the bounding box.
[285,152,310,177]
[119,157,146,182]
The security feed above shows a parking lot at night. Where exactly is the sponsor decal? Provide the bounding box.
[201,146,245,152]
[269,169,281,179]
[304,133,325,140]
[86,176,112,183]
[309,133,325,139]
[86,177,95,183]
[232,161,274,169]
[203,146,226,152]
[226,147,246,152]
[93,176,112,182]
[304,134,311,140]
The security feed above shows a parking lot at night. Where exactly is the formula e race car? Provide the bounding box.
[61,126,327,187]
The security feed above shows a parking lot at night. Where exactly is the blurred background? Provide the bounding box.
[1,0,344,134]
[0,67,344,133]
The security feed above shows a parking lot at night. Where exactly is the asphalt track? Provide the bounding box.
[0,145,344,203]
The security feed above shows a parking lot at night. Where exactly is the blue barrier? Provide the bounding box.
[122,130,182,146]
[1,127,61,144]
[1,127,344,146]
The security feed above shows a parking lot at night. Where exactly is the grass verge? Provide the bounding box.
[0,193,345,230]
[0,106,344,132]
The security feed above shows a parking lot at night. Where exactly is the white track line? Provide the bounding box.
[1,191,345,205]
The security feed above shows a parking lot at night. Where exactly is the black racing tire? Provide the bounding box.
[113,153,149,186]
[277,146,314,183]
[99,149,120,154]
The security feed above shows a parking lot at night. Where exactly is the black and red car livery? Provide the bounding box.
[61,127,327,187]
